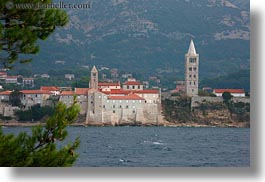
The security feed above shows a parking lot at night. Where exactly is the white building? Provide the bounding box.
[20,90,51,110]
[0,91,12,102]
[0,72,7,79]
[213,89,246,97]
[84,66,162,125]
[41,86,60,95]
[40,74,50,78]
[59,91,75,108]
[65,74,75,80]
[122,78,144,91]
[5,76,18,84]
[98,82,121,90]
[23,78,34,86]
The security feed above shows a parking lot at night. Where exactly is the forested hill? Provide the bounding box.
[25,0,249,79]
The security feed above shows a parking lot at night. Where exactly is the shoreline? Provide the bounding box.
[0,121,249,128]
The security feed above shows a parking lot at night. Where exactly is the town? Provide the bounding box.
[0,40,249,126]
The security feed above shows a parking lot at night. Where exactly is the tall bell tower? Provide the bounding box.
[90,65,98,89]
[185,39,199,97]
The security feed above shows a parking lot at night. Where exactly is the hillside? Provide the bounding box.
[19,0,249,80]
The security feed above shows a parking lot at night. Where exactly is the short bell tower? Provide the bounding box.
[90,65,98,89]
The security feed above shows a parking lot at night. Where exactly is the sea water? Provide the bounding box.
[2,126,250,167]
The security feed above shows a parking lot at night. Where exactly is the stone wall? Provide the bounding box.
[191,96,250,108]
[0,102,19,117]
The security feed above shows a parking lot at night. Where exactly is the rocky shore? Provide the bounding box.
[0,120,249,128]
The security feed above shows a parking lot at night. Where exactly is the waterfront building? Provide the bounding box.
[85,66,162,125]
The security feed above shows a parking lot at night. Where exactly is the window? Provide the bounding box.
[127,85,129,89]
[189,75,192,78]
[194,81,196,85]
[113,105,115,108]
[193,67,197,71]
[119,105,122,108]
[113,110,115,113]
[126,105,129,109]
[189,58,196,63]
[194,75,196,78]
[132,110,135,114]
[138,85,140,89]
[190,82,192,85]
[103,105,105,108]
[132,86,135,89]
[35,94,38,97]
[189,67,192,71]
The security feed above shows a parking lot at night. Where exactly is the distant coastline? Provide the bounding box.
[0,120,249,128]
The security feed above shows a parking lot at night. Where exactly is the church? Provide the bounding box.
[60,66,162,125]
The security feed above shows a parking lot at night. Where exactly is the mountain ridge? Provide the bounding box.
[26,0,249,79]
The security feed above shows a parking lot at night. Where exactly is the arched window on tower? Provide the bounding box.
[189,58,197,63]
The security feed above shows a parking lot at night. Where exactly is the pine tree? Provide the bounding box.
[0,1,80,166]
[0,0,68,68]
[0,98,80,167]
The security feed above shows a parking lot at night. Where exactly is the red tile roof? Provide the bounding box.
[21,90,51,94]
[101,89,159,95]
[75,88,91,95]
[133,90,159,94]
[101,89,131,95]
[5,76,18,79]
[41,86,60,91]
[0,72,7,76]
[108,93,145,100]
[213,89,245,94]
[123,81,142,85]
[60,91,75,96]
[98,82,120,86]
[0,90,12,95]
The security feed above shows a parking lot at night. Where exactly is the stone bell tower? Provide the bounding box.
[185,39,199,97]
[90,65,98,89]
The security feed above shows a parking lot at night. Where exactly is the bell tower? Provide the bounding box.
[185,39,199,97]
[90,65,98,89]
